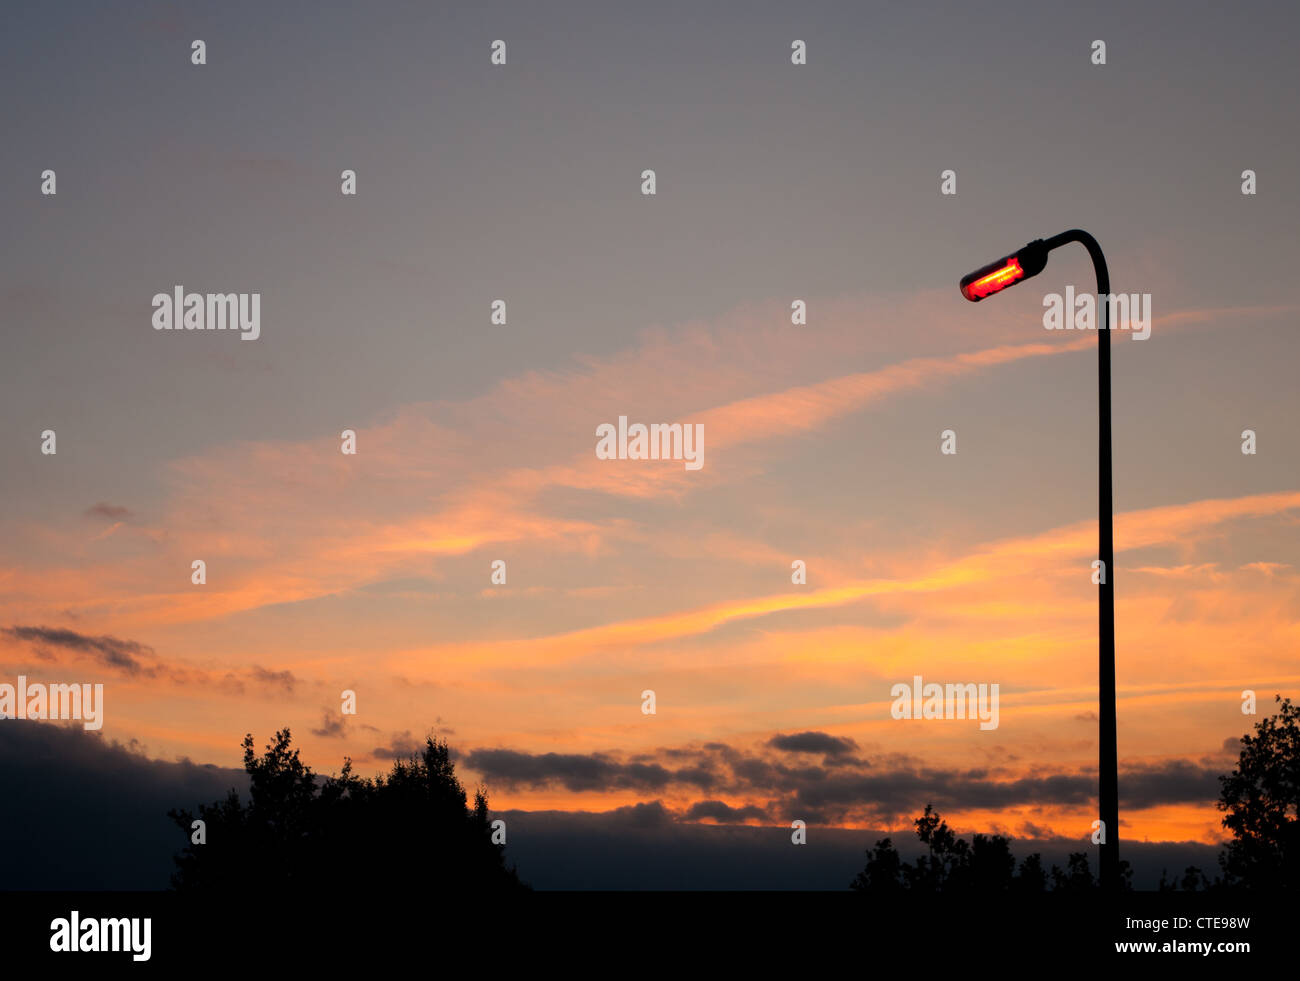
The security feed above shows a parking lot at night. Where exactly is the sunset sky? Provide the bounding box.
[2,1,1299,883]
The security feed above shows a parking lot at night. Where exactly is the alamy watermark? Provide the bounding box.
[890,675,999,730]
[0,675,103,730]
[1043,286,1150,340]
[50,911,150,961]
[595,416,704,471]
[152,286,261,340]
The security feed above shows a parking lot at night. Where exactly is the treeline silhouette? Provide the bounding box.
[852,696,1299,893]
[850,804,1130,893]
[168,697,1296,894]
[168,729,525,893]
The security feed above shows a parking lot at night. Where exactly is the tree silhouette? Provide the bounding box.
[849,837,906,894]
[1216,695,1299,891]
[906,804,969,891]
[961,832,1017,891]
[168,728,525,893]
[1013,852,1048,894]
[1050,851,1095,893]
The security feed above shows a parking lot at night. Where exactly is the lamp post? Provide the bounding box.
[959,230,1119,893]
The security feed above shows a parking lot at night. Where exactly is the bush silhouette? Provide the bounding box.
[168,728,525,893]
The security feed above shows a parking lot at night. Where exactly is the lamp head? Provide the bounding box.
[959,239,1048,301]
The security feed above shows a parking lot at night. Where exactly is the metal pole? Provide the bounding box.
[1045,230,1117,892]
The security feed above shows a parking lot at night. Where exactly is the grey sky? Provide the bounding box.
[2,1,1296,526]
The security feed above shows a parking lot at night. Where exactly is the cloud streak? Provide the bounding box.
[2,625,155,675]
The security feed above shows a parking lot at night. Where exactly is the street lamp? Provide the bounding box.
[959,229,1119,893]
